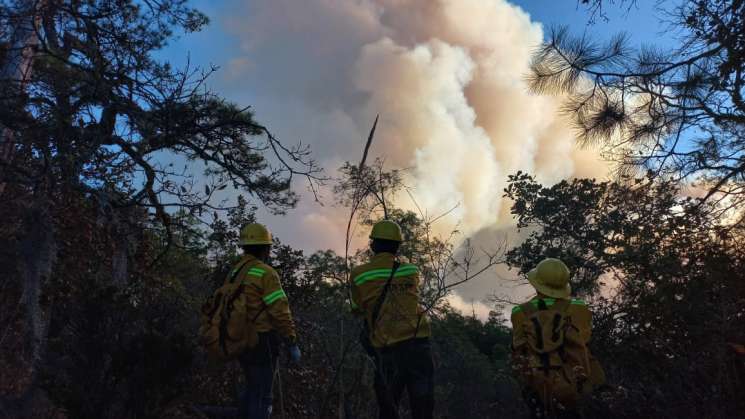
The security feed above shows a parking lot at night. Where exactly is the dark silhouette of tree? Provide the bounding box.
[0,0,320,410]
[530,0,745,221]
[578,0,639,23]
[0,0,321,219]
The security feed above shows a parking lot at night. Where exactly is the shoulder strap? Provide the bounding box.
[520,300,537,316]
[225,258,266,321]
[370,260,401,331]
[252,302,268,321]
[228,258,254,284]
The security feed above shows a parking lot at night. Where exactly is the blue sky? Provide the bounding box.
[159,0,678,103]
[514,0,673,44]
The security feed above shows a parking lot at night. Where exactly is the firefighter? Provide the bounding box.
[510,258,604,419]
[350,220,434,419]
[233,223,301,419]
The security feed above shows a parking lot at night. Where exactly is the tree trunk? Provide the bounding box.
[0,0,44,195]
[111,208,137,288]
[18,195,56,407]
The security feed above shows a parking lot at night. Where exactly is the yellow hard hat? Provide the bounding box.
[527,258,571,299]
[369,220,403,242]
[239,223,273,246]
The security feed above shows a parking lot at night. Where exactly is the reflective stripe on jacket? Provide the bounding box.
[350,252,431,348]
[228,254,297,343]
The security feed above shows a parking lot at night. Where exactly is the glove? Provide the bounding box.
[288,345,301,364]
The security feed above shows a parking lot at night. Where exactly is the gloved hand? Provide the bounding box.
[288,344,301,364]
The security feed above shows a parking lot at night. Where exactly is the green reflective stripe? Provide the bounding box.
[354,265,418,281]
[354,268,413,285]
[355,270,417,286]
[247,268,265,277]
[571,299,586,305]
[353,268,392,282]
[537,298,556,305]
[354,265,419,286]
[512,298,559,314]
[529,298,556,307]
[263,289,286,305]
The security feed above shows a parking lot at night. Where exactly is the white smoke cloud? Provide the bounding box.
[213,0,609,303]
[446,293,494,321]
[354,37,503,230]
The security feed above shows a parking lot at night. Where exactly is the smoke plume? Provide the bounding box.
[214,0,609,307]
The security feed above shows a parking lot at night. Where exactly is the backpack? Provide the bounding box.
[516,298,584,410]
[199,260,266,362]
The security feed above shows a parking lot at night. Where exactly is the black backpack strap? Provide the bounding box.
[531,316,545,350]
[228,258,254,283]
[527,298,553,374]
[369,260,401,335]
[544,300,566,340]
[251,301,268,323]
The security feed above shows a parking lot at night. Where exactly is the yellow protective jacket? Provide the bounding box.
[350,252,431,348]
[510,295,604,397]
[228,254,297,343]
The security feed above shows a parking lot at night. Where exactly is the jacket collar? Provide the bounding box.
[240,253,259,265]
[370,252,396,263]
